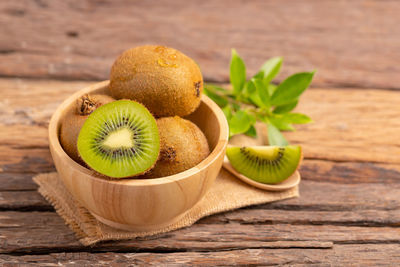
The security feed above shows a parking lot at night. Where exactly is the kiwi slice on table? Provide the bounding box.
[226,145,302,184]
[77,100,160,178]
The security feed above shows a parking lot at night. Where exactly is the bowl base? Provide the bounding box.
[91,211,188,232]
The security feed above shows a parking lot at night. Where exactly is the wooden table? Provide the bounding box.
[1,1,400,265]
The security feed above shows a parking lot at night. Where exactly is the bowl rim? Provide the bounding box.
[49,80,229,186]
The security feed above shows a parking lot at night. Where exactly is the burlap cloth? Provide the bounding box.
[33,168,298,246]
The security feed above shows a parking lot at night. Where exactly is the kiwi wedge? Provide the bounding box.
[77,100,160,178]
[226,145,302,184]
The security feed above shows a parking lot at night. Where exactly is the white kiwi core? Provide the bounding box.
[247,146,280,159]
[102,127,134,148]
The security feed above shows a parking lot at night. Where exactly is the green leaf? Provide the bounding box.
[267,123,289,146]
[245,79,264,107]
[228,110,252,137]
[271,71,315,106]
[273,100,298,114]
[246,111,257,125]
[206,84,227,92]
[242,80,255,97]
[232,102,241,111]
[259,113,294,131]
[268,84,277,96]
[245,78,270,108]
[256,57,283,84]
[253,78,270,108]
[204,88,229,107]
[281,113,313,124]
[252,71,264,80]
[244,125,257,137]
[230,49,246,96]
[269,116,295,131]
[222,105,232,120]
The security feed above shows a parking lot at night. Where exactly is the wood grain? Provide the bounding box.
[2,245,400,266]
[1,0,400,263]
[2,181,400,253]
[1,155,399,192]
[1,78,399,166]
[1,78,399,262]
[3,211,400,254]
[3,179,400,212]
[1,1,400,89]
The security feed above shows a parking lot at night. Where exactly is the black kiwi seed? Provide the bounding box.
[239,146,286,167]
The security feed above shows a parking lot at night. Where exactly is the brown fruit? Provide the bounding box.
[144,116,210,178]
[109,45,203,117]
[59,94,115,163]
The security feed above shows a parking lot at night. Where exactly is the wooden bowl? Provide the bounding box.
[48,81,229,231]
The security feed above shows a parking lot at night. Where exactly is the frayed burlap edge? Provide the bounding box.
[33,169,298,246]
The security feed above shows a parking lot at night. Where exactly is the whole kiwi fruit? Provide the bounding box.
[144,116,210,178]
[109,45,203,117]
[60,94,115,163]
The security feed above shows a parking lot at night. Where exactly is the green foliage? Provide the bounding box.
[204,50,315,145]
[230,49,246,96]
[267,123,289,146]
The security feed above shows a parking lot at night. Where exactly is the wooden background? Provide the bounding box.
[1,0,400,265]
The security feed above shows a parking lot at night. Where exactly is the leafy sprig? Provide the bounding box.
[204,49,315,146]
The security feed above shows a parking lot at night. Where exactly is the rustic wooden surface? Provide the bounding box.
[1,78,400,265]
[1,0,400,265]
[2,0,400,89]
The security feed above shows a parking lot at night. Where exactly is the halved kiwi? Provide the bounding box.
[77,100,160,178]
[226,145,302,184]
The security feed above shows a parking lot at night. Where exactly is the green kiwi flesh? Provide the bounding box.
[77,100,160,178]
[226,145,302,184]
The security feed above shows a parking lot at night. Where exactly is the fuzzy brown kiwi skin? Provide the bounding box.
[143,116,210,179]
[109,45,203,117]
[59,94,115,164]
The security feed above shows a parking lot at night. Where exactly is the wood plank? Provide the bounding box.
[0,192,49,211]
[1,245,400,266]
[2,211,400,254]
[0,79,90,126]
[288,89,400,164]
[300,159,400,184]
[1,79,399,186]
[2,179,400,211]
[0,173,38,191]
[0,146,53,172]
[200,208,400,227]
[1,157,399,191]
[1,1,400,89]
